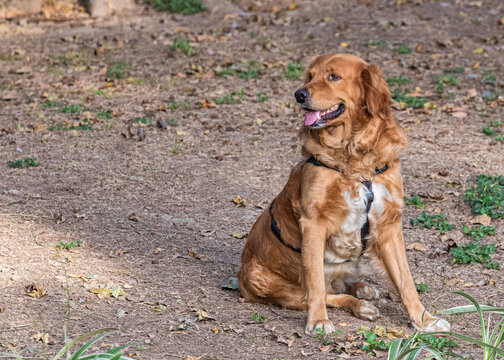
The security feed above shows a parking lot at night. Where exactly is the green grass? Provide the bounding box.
[397,44,412,54]
[8,158,39,168]
[364,39,388,48]
[284,62,304,80]
[135,117,151,124]
[410,212,455,233]
[43,100,61,108]
[106,61,131,80]
[416,282,432,294]
[216,61,262,80]
[462,225,496,241]
[172,143,181,154]
[171,37,196,56]
[482,70,497,85]
[97,112,113,120]
[57,240,82,251]
[215,90,244,105]
[391,88,428,109]
[387,75,411,87]
[451,241,500,269]
[59,104,86,114]
[49,119,93,132]
[256,92,268,102]
[436,74,460,94]
[404,195,424,208]
[251,311,266,323]
[465,175,504,218]
[166,99,191,110]
[153,0,205,14]
[482,121,503,142]
[444,67,465,74]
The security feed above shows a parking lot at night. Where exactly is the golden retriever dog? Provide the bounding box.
[238,54,450,335]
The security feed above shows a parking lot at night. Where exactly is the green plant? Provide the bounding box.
[166,99,191,110]
[172,143,181,154]
[57,240,82,251]
[397,44,412,54]
[436,74,460,94]
[462,225,496,241]
[444,67,465,74]
[107,61,131,80]
[365,39,388,48]
[153,0,205,14]
[256,92,268,102]
[404,195,424,208]
[8,158,39,168]
[416,282,432,294]
[216,61,262,80]
[135,117,151,124]
[97,112,113,120]
[284,62,304,80]
[171,37,196,56]
[482,121,503,142]
[168,118,178,125]
[387,75,411,87]
[49,119,93,132]
[215,90,244,105]
[410,212,455,233]
[251,311,266,323]
[391,88,428,109]
[465,175,504,218]
[451,241,500,269]
[482,70,497,85]
[216,67,237,79]
[43,100,61,108]
[361,330,390,355]
[59,104,86,114]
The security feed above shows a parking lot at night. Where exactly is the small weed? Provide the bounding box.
[397,44,412,54]
[462,225,496,241]
[482,70,497,85]
[252,135,261,141]
[215,90,244,105]
[436,74,459,94]
[284,62,304,80]
[386,75,411,87]
[364,39,388,48]
[135,117,151,125]
[416,334,458,350]
[137,345,147,351]
[57,240,82,251]
[216,67,237,79]
[410,212,455,233]
[97,112,113,120]
[166,99,191,110]
[404,195,424,208]
[416,282,432,294]
[256,92,269,102]
[172,143,181,154]
[43,100,61,108]
[8,158,39,168]
[444,67,465,74]
[391,88,428,108]
[251,311,266,323]
[171,37,196,56]
[451,241,500,269]
[117,185,124,190]
[168,118,178,125]
[107,61,131,80]
[482,120,503,142]
[314,328,343,346]
[216,61,262,80]
[465,174,504,218]
[361,330,389,355]
[49,119,93,132]
[59,104,86,114]
[153,0,205,14]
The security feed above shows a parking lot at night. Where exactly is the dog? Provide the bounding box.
[238,53,450,335]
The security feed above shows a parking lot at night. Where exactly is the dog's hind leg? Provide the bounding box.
[326,294,380,321]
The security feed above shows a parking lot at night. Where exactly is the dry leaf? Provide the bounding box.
[32,333,49,344]
[26,284,46,298]
[188,249,201,259]
[470,214,491,226]
[320,345,331,352]
[232,195,246,207]
[196,309,215,321]
[451,111,467,119]
[90,288,111,299]
[406,242,427,251]
[183,357,202,360]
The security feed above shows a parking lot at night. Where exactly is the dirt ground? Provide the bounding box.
[1,0,504,359]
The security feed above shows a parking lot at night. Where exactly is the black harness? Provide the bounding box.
[269,156,388,254]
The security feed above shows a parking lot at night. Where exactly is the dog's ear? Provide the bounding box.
[361,64,390,118]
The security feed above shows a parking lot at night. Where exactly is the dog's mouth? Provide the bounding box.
[303,103,345,128]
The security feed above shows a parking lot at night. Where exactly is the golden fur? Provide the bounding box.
[238,54,450,334]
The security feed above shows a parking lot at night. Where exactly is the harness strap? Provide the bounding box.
[269,157,388,254]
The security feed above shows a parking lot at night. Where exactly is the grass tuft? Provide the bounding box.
[8,158,39,168]
[153,0,205,14]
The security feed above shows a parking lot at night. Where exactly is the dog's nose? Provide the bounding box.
[295,88,310,104]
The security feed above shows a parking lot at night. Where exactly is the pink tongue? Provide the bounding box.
[304,111,321,126]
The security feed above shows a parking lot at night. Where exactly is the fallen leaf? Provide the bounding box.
[183,357,202,360]
[232,195,246,207]
[472,48,484,53]
[277,334,296,347]
[232,232,248,239]
[32,333,49,344]
[470,214,491,226]
[200,229,216,237]
[320,345,331,352]
[340,42,349,48]
[128,213,139,222]
[111,286,125,298]
[212,327,219,334]
[196,309,215,321]
[90,288,111,299]
[222,276,239,290]
[188,249,201,259]
[154,304,167,312]
[451,111,467,119]
[406,242,427,251]
[26,284,46,298]
[116,309,126,318]
[176,130,188,136]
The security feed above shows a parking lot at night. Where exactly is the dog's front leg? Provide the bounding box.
[372,220,450,332]
[300,219,334,335]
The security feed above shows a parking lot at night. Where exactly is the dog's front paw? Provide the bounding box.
[416,317,451,332]
[353,300,380,321]
[305,319,335,335]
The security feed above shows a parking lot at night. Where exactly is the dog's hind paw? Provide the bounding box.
[354,283,380,300]
[416,317,451,332]
[354,300,380,321]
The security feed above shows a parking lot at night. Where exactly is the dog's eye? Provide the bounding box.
[328,73,341,81]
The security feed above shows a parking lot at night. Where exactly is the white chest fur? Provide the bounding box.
[323,182,391,265]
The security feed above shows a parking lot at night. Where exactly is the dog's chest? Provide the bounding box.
[324,182,390,264]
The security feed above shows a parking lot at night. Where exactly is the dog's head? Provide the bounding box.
[295,54,390,129]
